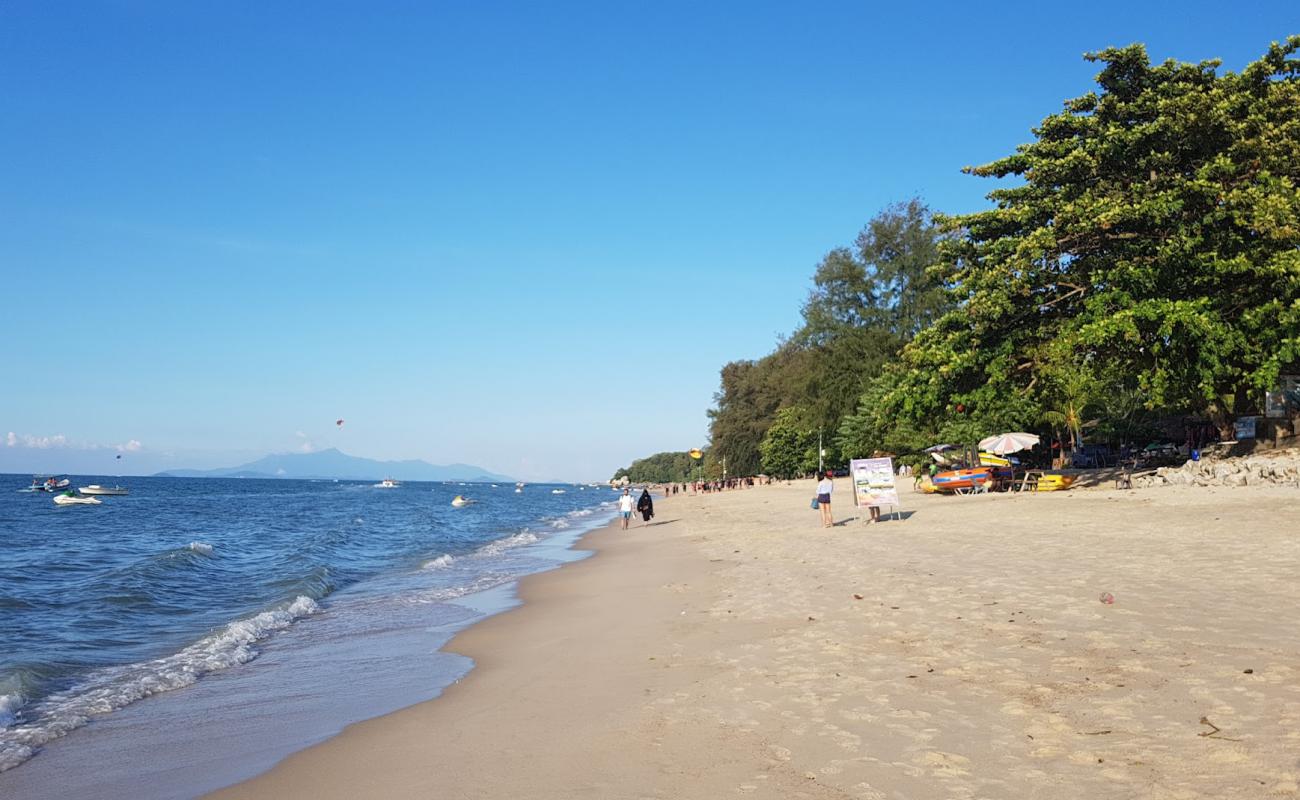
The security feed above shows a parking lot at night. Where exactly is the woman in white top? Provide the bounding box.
[816,470,834,528]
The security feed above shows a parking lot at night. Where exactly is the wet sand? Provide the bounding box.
[208,481,1300,799]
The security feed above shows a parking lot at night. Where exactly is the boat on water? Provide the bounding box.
[27,476,71,492]
[79,485,129,496]
[451,495,471,507]
[515,482,525,494]
[373,478,401,488]
[551,489,566,494]
[53,492,101,506]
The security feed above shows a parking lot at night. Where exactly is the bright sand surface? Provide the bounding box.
[208,481,1300,799]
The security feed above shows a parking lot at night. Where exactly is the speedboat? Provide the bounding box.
[79,485,129,496]
[54,493,102,505]
[30,476,71,492]
[451,495,470,507]
[551,489,566,494]
[374,478,401,488]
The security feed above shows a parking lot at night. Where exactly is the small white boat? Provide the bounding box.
[373,478,401,488]
[30,476,72,492]
[79,485,129,496]
[551,489,566,494]
[54,493,102,505]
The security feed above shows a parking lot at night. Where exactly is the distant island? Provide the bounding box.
[155,448,511,482]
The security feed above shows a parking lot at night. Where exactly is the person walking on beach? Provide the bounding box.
[817,470,834,528]
[637,488,654,525]
[618,488,634,530]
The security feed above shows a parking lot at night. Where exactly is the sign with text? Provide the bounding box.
[850,457,899,509]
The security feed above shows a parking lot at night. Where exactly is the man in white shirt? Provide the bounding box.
[618,488,635,530]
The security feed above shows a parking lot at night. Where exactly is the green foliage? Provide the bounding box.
[843,37,1300,451]
[709,198,947,472]
[611,451,699,483]
[759,407,820,479]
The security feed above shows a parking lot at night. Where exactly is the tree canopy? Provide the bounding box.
[841,38,1300,456]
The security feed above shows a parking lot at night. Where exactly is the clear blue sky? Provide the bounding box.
[0,2,1288,480]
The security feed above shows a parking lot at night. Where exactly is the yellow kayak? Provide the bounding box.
[1035,474,1076,492]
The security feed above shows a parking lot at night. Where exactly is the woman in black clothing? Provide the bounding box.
[636,488,655,524]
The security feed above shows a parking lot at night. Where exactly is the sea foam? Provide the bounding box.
[0,595,319,772]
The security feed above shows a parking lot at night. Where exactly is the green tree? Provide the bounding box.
[861,38,1300,448]
[759,407,819,479]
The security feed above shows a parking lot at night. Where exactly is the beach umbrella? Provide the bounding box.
[979,432,1041,455]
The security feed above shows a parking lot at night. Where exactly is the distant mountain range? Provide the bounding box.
[155,448,511,482]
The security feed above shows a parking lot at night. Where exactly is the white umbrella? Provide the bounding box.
[979,432,1041,455]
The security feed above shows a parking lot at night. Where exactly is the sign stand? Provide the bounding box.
[850,457,902,524]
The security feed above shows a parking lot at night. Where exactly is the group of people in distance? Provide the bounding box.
[616,470,879,533]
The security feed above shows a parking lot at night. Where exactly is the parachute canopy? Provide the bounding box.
[336,419,345,427]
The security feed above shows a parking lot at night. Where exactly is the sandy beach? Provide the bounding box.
[208,481,1300,800]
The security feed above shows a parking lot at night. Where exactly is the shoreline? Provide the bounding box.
[206,491,722,799]
[207,481,1300,799]
[0,489,620,800]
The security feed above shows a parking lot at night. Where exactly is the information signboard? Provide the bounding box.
[850,457,899,510]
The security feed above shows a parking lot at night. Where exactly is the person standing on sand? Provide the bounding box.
[817,470,834,528]
[618,488,634,530]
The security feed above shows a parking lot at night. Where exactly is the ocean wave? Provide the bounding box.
[474,531,540,557]
[396,572,514,606]
[0,595,319,772]
[421,554,455,570]
[188,541,214,556]
[0,692,23,729]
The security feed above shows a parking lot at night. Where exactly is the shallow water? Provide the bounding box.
[0,475,615,792]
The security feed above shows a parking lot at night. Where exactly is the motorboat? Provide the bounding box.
[30,476,71,492]
[54,492,102,505]
[551,489,566,494]
[374,478,401,488]
[451,495,471,507]
[79,485,129,496]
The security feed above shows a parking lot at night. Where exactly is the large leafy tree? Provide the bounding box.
[862,38,1300,447]
[710,199,947,473]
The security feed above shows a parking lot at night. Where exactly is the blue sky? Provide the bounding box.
[0,2,1288,480]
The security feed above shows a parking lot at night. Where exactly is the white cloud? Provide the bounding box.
[295,431,316,453]
[6,432,143,451]
[6,432,69,449]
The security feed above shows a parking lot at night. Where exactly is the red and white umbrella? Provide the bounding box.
[978,432,1041,455]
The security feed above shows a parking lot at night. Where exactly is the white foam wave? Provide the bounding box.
[0,595,319,772]
[0,692,23,729]
[188,541,214,556]
[421,554,455,570]
[475,531,540,557]
[397,573,514,606]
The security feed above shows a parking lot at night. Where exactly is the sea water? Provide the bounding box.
[0,476,616,798]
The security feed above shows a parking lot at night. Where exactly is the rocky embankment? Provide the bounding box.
[1136,449,1300,488]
